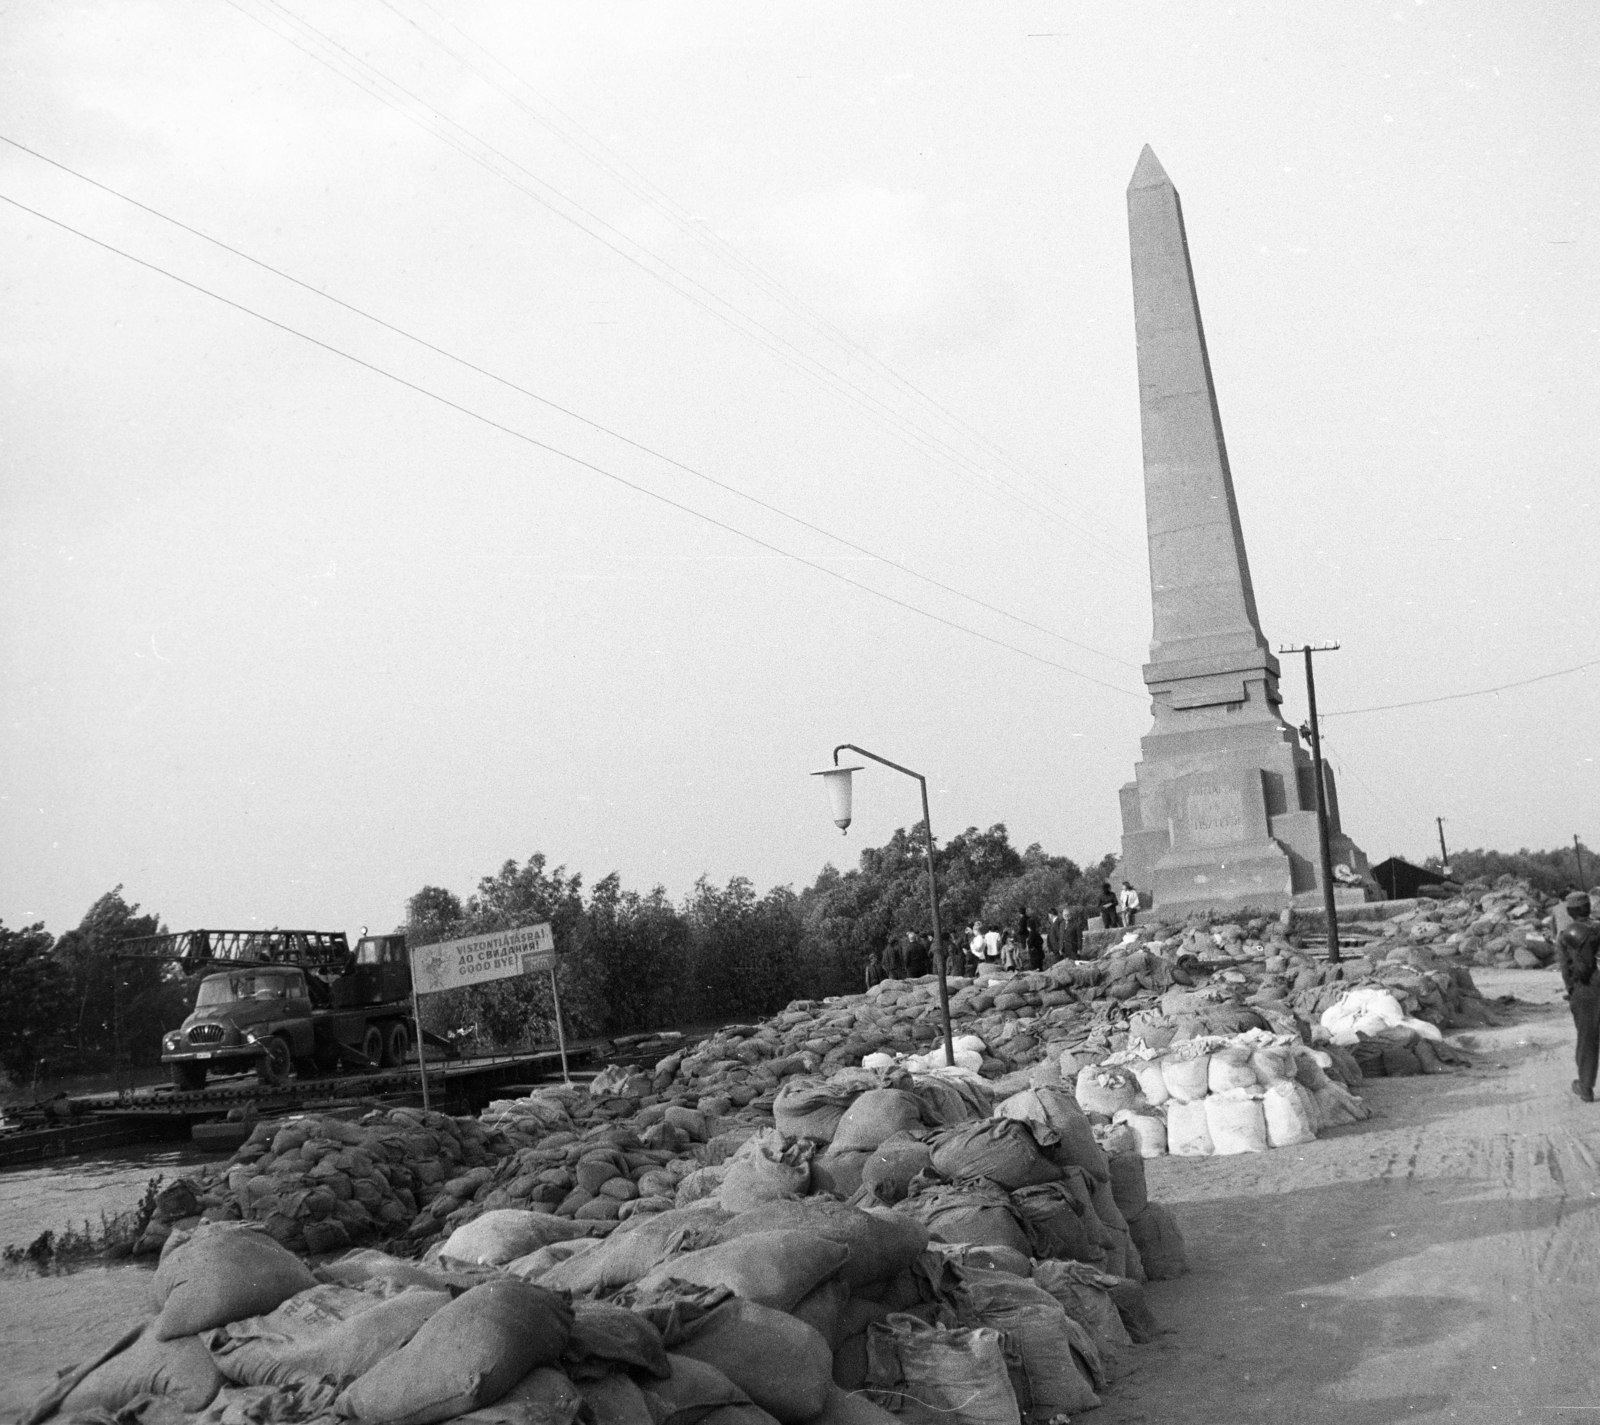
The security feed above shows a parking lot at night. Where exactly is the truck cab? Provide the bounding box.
[162,966,315,1090]
[332,933,412,1008]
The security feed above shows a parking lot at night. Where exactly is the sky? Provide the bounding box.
[2,1,1595,938]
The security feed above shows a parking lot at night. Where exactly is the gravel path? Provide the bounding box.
[1099,967,1600,1423]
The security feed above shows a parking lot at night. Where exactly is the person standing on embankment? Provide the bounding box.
[1557,891,1600,1103]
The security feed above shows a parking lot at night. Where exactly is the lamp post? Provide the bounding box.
[814,744,956,1068]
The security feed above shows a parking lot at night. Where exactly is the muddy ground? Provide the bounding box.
[1105,967,1600,1423]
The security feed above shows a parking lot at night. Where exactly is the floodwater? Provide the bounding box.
[0,1143,212,1418]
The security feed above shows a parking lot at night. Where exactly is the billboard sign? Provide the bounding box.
[411,922,555,995]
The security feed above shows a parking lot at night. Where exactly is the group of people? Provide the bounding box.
[863,904,1099,988]
[1096,879,1143,929]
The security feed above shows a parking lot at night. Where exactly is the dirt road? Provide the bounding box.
[1102,968,1600,1423]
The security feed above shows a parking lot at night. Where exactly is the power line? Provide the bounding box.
[1323,658,1599,718]
[225,0,1136,562]
[0,190,1146,699]
[0,132,1135,673]
[379,0,1097,533]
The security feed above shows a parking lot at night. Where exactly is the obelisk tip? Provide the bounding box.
[1129,145,1172,192]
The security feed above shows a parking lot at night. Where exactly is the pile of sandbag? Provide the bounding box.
[36,1199,1163,1425]
[132,1108,502,1257]
[1076,1029,1373,1158]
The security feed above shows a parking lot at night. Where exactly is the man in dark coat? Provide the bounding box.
[1557,892,1600,1103]
[904,930,931,978]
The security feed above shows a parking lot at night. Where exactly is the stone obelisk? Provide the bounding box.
[1117,146,1371,914]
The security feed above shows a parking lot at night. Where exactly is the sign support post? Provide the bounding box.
[409,976,431,1111]
[548,970,572,1085]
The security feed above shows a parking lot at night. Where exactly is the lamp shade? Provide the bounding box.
[812,766,862,832]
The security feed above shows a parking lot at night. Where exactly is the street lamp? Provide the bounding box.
[813,743,956,1068]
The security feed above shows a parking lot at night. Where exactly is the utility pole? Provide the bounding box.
[1281,643,1342,962]
[1436,817,1452,877]
[1577,835,1590,890]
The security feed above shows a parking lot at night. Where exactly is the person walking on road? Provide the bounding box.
[1558,892,1600,1103]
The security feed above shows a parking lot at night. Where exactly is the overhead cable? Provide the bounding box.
[225,0,1137,565]
[0,133,1135,673]
[1323,658,1599,717]
[0,190,1146,700]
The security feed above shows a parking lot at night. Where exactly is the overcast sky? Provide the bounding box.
[2,1,1595,936]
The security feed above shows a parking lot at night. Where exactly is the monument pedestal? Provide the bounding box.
[1113,146,1372,916]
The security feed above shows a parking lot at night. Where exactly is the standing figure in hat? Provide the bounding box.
[1557,891,1600,1103]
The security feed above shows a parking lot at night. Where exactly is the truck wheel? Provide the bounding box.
[382,1021,410,1068]
[171,1061,207,1092]
[360,1025,384,1070]
[256,1035,292,1086]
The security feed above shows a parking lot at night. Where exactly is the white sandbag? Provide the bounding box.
[1112,1110,1167,1158]
[1159,1051,1211,1104]
[1164,1099,1212,1157]
[1261,1081,1319,1148]
[718,1129,812,1212]
[1400,1016,1444,1042]
[1320,986,1405,1036]
[1132,1061,1169,1106]
[1204,1091,1268,1155]
[1206,1047,1257,1094]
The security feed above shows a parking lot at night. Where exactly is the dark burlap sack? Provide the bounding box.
[1029,1259,1132,1360]
[810,1147,870,1198]
[580,1372,657,1425]
[859,1138,933,1204]
[789,1278,850,1351]
[1009,1182,1097,1264]
[56,1325,224,1417]
[630,1231,850,1312]
[153,1223,317,1340]
[772,1080,856,1144]
[674,1297,834,1424]
[642,1354,751,1425]
[714,1200,929,1291]
[1126,1202,1188,1280]
[336,1279,572,1425]
[209,1286,449,1388]
[831,1091,924,1153]
[954,1267,1102,1414]
[564,1301,671,1381]
[896,1182,1032,1259]
[540,1206,730,1295]
[806,1383,902,1425]
[864,1315,1020,1425]
[1107,1150,1148,1220]
[928,1121,1062,1191]
[1106,1278,1159,1342]
[453,1367,592,1425]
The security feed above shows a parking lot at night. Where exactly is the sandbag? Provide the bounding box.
[1204,1091,1269,1155]
[565,1301,671,1380]
[153,1223,317,1340]
[209,1286,449,1388]
[1009,1182,1096,1264]
[316,1249,459,1295]
[789,1278,850,1351]
[719,1130,813,1212]
[956,1268,1103,1413]
[897,1182,1032,1259]
[1074,1064,1140,1117]
[831,1090,925,1152]
[810,1147,870,1198]
[675,1297,833,1423]
[454,1367,591,1425]
[929,1120,1061,1190]
[509,1239,601,1283]
[441,1210,590,1267]
[1249,1044,1300,1085]
[1106,1151,1148,1220]
[540,1207,729,1296]
[1131,1060,1170,1105]
[1165,1098,1213,1157]
[337,1279,573,1425]
[1126,1202,1188,1280]
[907,1075,987,1126]
[1114,1110,1168,1158]
[860,1138,933,1204]
[1029,1259,1132,1361]
[715,1200,929,1290]
[772,1079,856,1144]
[1262,1081,1319,1148]
[995,1087,1107,1181]
[807,1384,902,1425]
[581,1372,658,1425]
[865,1316,1021,1425]
[1159,1050,1211,1104]
[57,1325,224,1416]
[630,1231,851,1312]
[1206,1047,1258,1094]
[643,1353,751,1425]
